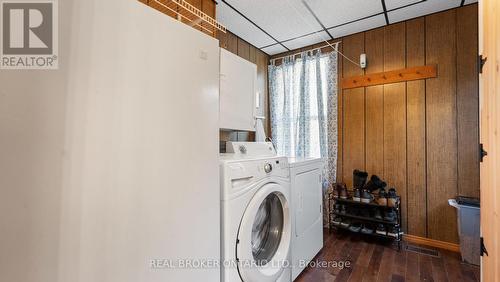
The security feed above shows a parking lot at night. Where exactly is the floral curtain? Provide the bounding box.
[269,49,338,225]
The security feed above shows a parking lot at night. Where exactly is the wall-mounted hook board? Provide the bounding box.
[341,65,437,89]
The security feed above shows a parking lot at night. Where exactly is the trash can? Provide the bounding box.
[448,197,480,265]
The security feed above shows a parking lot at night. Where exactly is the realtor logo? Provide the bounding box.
[1,0,58,69]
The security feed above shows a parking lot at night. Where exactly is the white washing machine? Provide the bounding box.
[288,158,324,280]
[220,142,292,282]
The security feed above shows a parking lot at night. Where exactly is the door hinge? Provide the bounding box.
[479,55,487,74]
[480,143,488,162]
[480,237,489,256]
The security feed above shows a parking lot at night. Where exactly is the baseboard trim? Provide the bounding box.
[403,234,460,253]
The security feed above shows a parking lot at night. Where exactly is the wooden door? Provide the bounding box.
[480,0,500,280]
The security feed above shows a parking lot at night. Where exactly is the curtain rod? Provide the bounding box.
[270,41,341,63]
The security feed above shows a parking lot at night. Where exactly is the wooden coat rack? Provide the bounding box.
[341,65,437,89]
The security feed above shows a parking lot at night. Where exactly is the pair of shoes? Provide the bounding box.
[376,187,398,206]
[374,209,383,220]
[383,208,397,223]
[332,183,347,199]
[361,224,375,234]
[348,221,362,233]
[332,216,342,226]
[359,208,370,218]
[340,219,351,228]
[375,224,400,237]
[387,226,400,238]
[365,175,387,192]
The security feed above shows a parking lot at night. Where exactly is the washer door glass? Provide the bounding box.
[251,193,284,265]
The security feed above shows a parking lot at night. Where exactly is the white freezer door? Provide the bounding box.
[219,48,257,131]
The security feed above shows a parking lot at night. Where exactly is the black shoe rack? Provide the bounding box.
[328,189,403,251]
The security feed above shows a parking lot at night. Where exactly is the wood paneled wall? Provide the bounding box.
[270,4,478,244]
[217,31,271,142]
[336,5,479,244]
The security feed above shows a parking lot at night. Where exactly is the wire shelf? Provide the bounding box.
[153,0,226,36]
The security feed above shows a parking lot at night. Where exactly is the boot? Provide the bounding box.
[377,187,388,206]
[387,188,398,207]
[353,169,368,190]
[364,175,387,193]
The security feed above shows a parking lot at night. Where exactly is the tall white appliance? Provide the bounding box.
[0,1,220,282]
[289,158,324,280]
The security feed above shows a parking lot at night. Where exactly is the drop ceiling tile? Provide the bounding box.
[464,0,478,4]
[385,0,421,11]
[328,15,386,38]
[217,1,276,48]
[261,44,288,56]
[304,0,384,28]
[282,31,329,50]
[223,0,322,42]
[388,0,460,24]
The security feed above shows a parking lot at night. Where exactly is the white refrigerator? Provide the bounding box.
[0,1,221,282]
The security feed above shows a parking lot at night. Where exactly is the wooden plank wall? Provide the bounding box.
[336,5,479,243]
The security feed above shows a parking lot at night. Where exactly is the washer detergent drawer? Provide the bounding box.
[294,168,322,236]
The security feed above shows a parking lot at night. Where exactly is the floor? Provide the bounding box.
[295,229,480,282]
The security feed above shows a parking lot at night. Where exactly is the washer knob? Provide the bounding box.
[264,163,273,173]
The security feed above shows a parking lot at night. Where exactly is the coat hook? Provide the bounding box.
[382,75,387,79]
[398,73,403,77]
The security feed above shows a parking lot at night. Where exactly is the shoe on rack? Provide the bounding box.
[361,190,374,203]
[334,203,341,214]
[359,208,370,218]
[348,222,362,233]
[353,169,368,190]
[384,208,397,223]
[364,175,387,193]
[361,224,374,234]
[332,216,342,226]
[339,184,348,200]
[353,188,361,202]
[373,209,383,220]
[387,226,399,238]
[332,185,340,199]
[387,188,398,207]
[340,219,351,228]
[340,205,347,215]
[377,187,388,206]
[375,224,387,235]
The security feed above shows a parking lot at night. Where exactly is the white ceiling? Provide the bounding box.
[217,0,478,56]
